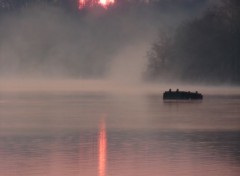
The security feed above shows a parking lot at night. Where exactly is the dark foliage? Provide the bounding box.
[146,0,240,84]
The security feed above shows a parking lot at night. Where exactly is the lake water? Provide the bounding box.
[0,91,240,176]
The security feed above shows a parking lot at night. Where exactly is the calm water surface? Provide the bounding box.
[0,91,240,176]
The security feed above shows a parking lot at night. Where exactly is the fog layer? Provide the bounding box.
[0,1,210,81]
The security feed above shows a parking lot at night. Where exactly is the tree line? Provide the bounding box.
[146,0,240,84]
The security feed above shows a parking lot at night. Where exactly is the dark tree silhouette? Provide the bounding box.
[146,31,172,80]
[146,0,240,84]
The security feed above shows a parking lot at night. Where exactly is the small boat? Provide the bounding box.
[163,89,203,100]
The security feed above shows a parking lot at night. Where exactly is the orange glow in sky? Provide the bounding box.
[78,0,115,9]
[98,120,107,176]
[78,0,85,9]
[99,0,115,8]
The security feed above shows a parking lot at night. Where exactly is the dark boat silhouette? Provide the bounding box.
[163,89,203,100]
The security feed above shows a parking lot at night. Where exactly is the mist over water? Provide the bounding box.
[1,86,240,176]
[0,0,234,96]
[0,3,240,176]
[0,1,213,82]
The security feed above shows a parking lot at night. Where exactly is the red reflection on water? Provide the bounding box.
[98,120,107,176]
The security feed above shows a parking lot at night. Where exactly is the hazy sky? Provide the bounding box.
[0,0,219,80]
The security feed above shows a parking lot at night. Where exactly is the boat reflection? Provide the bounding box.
[98,120,107,176]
